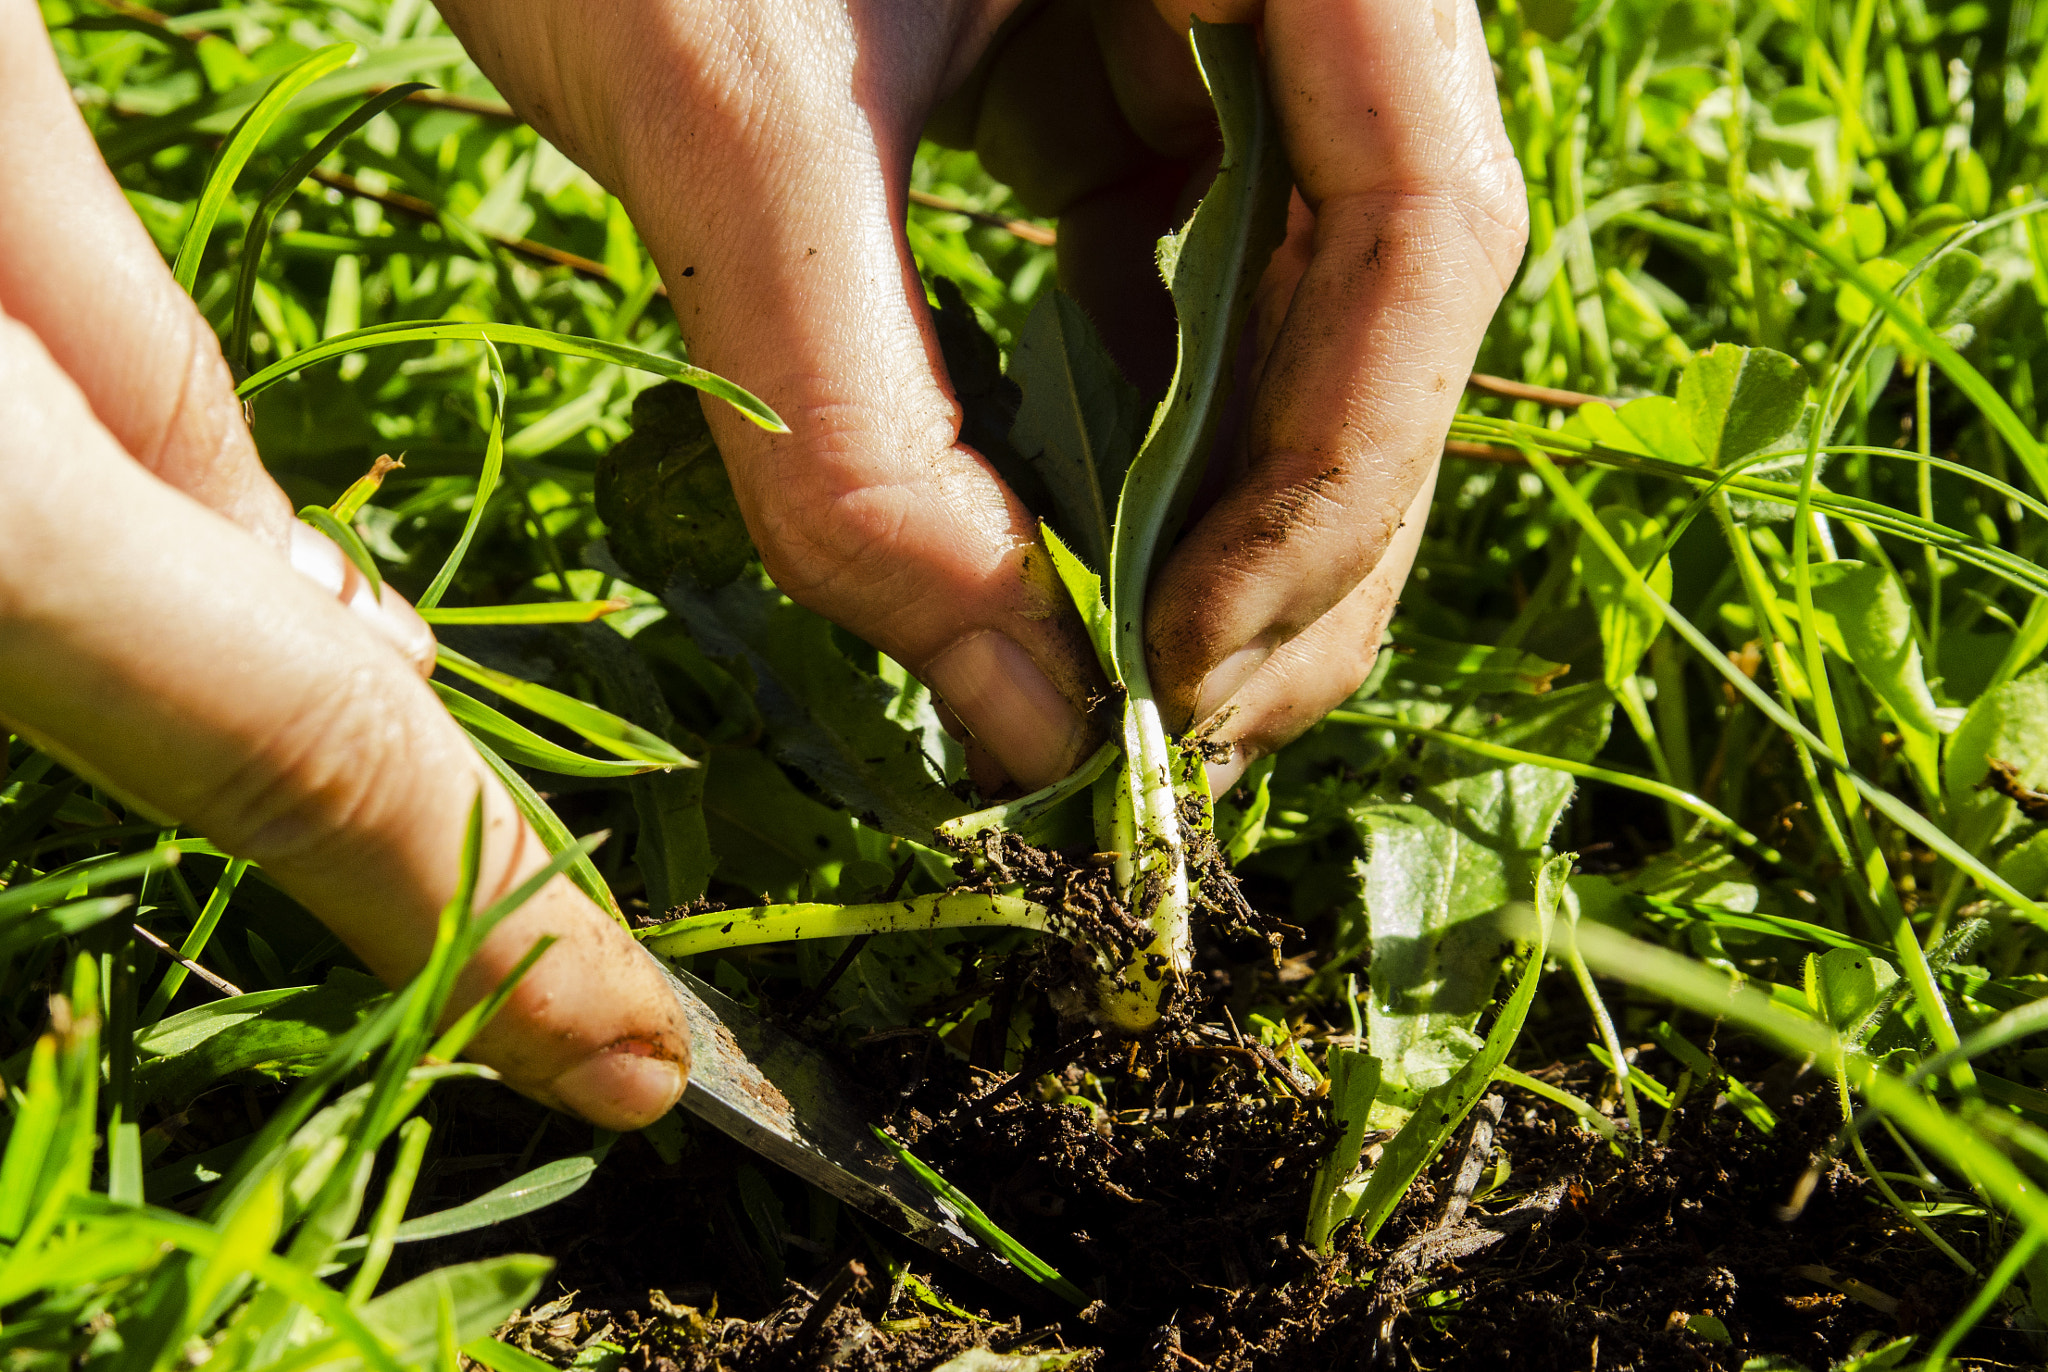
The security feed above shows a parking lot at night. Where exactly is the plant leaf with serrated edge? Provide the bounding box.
[1341,853,1565,1243]
[1007,291,1144,573]
[1040,523,1115,680]
[665,572,967,841]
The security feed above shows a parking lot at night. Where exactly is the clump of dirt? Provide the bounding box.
[406,1032,2021,1372]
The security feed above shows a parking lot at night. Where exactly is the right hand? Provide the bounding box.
[435,0,1525,794]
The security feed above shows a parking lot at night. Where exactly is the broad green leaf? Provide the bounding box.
[1040,522,1114,679]
[1945,665,2048,893]
[131,971,387,1110]
[434,681,667,778]
[1342,854,1566,1243]
[1346,686,1612,1090]
[1572,396,1707,465]
[1575,506,1671,690]
[701,748,863,902]
[350,1258,552,1370]
[1806,948,1900,1040]
[666,572,968,840]
[595,382,753,592]
[1677,343,1808,467]
[1108,20,1288,689]
[435,646,692,771]
[1807,560,1951,737]
[171,43,355,293]
[1007,291,1145,573]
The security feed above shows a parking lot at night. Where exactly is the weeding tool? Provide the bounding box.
[644,952,1052,1305]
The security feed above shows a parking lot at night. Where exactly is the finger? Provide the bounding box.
[287,524,438,678]
[1195,455,1436,794]
[0,312,685,1130]
[0,0,293,548]
[438,0,1104,791]
[1144,0,1527,729]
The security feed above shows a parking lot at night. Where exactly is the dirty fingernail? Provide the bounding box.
[1192,636,1279,727]
[924,631,1089,791]
[548,1039,687,1131]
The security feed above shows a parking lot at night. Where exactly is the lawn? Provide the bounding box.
[7,0,2048,1367]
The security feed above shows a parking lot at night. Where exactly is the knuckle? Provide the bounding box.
[201,666,421,869]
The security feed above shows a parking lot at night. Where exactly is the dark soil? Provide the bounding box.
[401,1027,2033,1372]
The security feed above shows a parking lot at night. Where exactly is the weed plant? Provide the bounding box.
[14,0,2048,1365]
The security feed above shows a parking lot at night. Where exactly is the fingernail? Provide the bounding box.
[1192,635,1280,726]
[924,631,1090,791]
[548,1038,687,1130]
[288,523,436,674]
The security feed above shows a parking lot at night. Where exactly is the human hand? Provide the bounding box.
[0,2,689,1131]
[437,0,1526,794]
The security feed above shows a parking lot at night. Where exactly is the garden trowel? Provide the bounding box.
[645,952,1055,1306]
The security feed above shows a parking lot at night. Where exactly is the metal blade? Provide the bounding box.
[645,951,1047,1304]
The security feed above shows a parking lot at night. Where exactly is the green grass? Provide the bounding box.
[12,0,2048,1365]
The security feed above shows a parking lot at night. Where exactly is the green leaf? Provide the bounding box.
[467,736,627,925]
[869,1128,1088,1306]
[1384,631,1572,697]
[237,320,785,434]
[131,971,388,1110]
[665,572,968,840]
[595,382,754,592]
[353,1258,552,1369]
[1346,686,1611,1091]
[1040,522,1115,679]
[1576,507,1671,690]
[0,844,176,923]
[1007,291,1145,573]
[434,681,668,778]
[1305,1046,1379,1252]
[419,340,506,611]
[1807,560,1951,737]
[1107,21,1289,690]
[1341,854,1566,1243]
[226,81,428,372]
[640,892,1048,959]
[1676,343,1809,468]
[1806,948,1900,1040]
[170,43,356,294]
[298,504,381,597]
[333,1143,608,1255]
[1944,665,2048,890]
[435,646,692,771]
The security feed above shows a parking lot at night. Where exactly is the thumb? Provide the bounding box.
[0,312,687,1131]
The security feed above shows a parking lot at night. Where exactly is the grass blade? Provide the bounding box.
[171,44,356,294]
[235,319,785,433]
